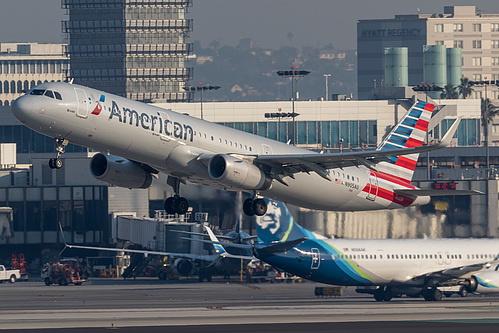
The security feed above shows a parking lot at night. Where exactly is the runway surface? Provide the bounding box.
[1,277,499,332]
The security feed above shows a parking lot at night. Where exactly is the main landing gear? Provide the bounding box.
[48,138,69,169]
[164,195,189,215]
[243,197,267,216]
[373,287,393,302]
[164,176,189,215]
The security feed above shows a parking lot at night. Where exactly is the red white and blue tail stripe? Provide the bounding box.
[376,100,434,183]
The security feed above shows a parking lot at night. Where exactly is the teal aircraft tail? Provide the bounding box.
[255,199,318,243]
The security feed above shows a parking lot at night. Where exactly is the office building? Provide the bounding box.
[358,5,499,100]
[62,0,194,102]
[0,43,68,106]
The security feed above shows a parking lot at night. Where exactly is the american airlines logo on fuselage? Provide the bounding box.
[107,101,194,142]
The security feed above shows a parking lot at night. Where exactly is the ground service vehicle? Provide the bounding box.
[0,265,20,283]
[41,259,87,286]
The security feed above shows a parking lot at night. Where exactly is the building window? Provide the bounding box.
[472,57,482,66]
[473,74,482,81]
[3,81,8,94]
[435,24,444,32]
[491,23,499,32]
[17,81,22,93]
[493,41,499,49]
[454,40,463,48]
[492,57,499,66]
[472,40,482,49]
[473,23,481,32]
[473,90,482,99]
[10,81,15,94]
[435,41,444,45]
[454,23,463,32]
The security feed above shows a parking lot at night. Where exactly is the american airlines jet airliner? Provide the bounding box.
[12,82,464,216]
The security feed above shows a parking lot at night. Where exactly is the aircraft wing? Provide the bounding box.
[254,117,461,181]
[63,243,216,262]
[415,260,499,282]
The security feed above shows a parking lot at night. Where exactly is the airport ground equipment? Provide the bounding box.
[0,265,20,283]
[41,259,87,286]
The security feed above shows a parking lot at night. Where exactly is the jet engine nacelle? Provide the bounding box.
[208,154,271,190]
[90,153,152,189]
[173,258,195,276]
[474,270,499,294]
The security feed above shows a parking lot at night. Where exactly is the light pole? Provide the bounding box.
[277,67,310,145]
[484,76,489,171]
[183,83,221,120]
[265,110,299,143]
[323,74,331,101]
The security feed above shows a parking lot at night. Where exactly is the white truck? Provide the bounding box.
[0,265,20,283]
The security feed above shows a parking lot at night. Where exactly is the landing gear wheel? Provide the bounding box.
[374,290,384,302]
[164,197,176,215]
[243,198,255,216]
[54,158,63,169]
[432,288,442,301]
[164,196,189,215]
[423,290,433,301]
[252,198,267,216]
[174,197,189,215]
[459,286,468,297]
[49,158,56,169]
[382,289,393,302]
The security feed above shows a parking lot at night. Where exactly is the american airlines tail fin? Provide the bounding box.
[376,100,435,183]
[255,198,320,243]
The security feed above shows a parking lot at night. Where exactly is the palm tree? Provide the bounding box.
[458,77,474,99]
[481,97,498,170]
[440,83,458,99]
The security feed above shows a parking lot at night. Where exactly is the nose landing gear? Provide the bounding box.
[49,138,69,169]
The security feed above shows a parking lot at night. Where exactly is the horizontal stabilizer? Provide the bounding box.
[257,238,308,253]
[394,189,484,196]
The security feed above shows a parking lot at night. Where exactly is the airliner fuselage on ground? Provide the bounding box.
[252,200,499,301]
[12,82,460,215]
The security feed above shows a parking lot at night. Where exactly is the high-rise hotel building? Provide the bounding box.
[358,6,499,101]
[62,0,194,102]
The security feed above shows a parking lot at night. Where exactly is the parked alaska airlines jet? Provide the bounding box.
[61,224,253,280]
[12,82,465,216]
[249,199,499,301]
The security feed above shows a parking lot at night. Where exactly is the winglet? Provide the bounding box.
[57,222,69,257]
[433,116,462,149]
[204,225,228,256]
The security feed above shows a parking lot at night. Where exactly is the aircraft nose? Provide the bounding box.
[11,96,33,122]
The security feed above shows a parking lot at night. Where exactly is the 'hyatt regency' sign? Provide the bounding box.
[361,28,421,38]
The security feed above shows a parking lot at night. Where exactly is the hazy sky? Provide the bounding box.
[0,0,498,50]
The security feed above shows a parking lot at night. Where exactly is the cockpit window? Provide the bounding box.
[44,90,55,99]
[54,91,62,100]
[30,89,45,95]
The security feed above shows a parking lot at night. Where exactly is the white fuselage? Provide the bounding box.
[12,82,427,211]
